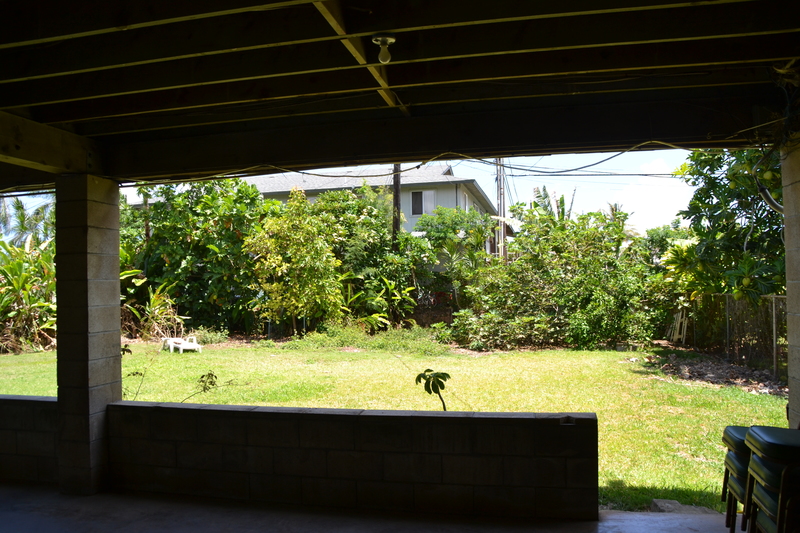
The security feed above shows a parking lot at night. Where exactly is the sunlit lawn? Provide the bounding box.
[0,342,787,512]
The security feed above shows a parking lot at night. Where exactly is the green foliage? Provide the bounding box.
[531,185,575,224]
[0,239,57,353]
[636,219,692,270]
[253,339,277,349]
[181,370,235,403]
[245,188,343,334]
[128,179,270,332]
[277,322,450,356]
[675,149,784,300]
[414,206,497,252]
[313,185,431,326]
[415,368,451,411]
[445,204,666,349]
[120,179,429,337]
[187,326,229,345]
[0,194,54,248]
[414,207,496,308]
[137,281,188,340]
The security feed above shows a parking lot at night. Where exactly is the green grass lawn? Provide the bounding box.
[0,338,787,512]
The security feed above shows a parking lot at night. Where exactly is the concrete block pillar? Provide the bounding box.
[55,175,121,494]
[783,137,800,429]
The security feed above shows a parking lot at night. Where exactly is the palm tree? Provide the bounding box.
[532,186,575,225]
[603,202,639,257]
[0,196,9,238]
[1,194,54,247]
[415,369,451,411]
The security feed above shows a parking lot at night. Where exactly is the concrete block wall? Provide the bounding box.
[784,139,800,429]
[0,396,58,484]
[107,402,598,520]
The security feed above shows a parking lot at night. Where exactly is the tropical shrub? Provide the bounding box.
[446,205,666,349]
[187,326,230,345]
[245,188,343,334]
[124,179,271,333]
[312,185,433,325]
[0,239,57,352]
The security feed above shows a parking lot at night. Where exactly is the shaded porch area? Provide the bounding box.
[1,482,728,533]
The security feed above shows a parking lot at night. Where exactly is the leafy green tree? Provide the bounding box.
[414,206,496,252]
[675,148,784,303]
[311,184,431,325]
[415,369,451,411]
[413,206,496,308]
[0,195,54,248]
[637,219,692,270]
[131,179,270,332]
[245,188,343,334]
[446,205,664,349]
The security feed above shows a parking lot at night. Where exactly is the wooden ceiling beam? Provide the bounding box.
[343,0,754,34]
[0,162,61,193]
[0,7,334,85]
[102,91,775,180]
[5,21,794,112]
[28,70,382,124]
[0,111,103,175]
[71,93,389,137]
[396,68,777,110]
[68,63,781,138]
[2,4,794,110]
[0,0,319,49]
[388,34,800,89]
[314,0,408,114]
[379,2,799,65]
[0,0,764,85]
[6,34,800,123]
[0,43,361,109]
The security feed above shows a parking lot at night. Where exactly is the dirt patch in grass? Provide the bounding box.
[645,342,787,397]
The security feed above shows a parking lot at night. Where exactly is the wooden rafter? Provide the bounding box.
[314,0,409,115]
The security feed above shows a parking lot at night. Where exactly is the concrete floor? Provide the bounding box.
[0,483,730,533]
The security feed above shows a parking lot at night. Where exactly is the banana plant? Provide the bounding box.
[415,369,451,411]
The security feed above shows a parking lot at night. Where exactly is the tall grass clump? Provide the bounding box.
[280,323,450,356]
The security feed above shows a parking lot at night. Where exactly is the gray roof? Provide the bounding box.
[244,164,497,215]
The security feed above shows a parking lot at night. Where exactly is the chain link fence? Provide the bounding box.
[666,294,787,380]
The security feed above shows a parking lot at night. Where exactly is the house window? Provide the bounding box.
[411,190,435,215]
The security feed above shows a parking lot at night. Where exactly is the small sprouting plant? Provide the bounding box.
[181,370,235,403]
[415,369,451,411]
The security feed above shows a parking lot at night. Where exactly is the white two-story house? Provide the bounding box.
[244,164,497,233]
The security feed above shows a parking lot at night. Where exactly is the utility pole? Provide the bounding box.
[495,158,507,260]
[392,163,401,252]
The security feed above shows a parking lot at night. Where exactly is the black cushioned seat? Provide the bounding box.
[749,454,785,492]
[726,450,750,481]
[752,483,780,522]
[725,426,752,456]
[723,426,753,532]
[754,508,779,533]
[726,474,749,532]
[745,427,800,533]
[745,427,800,462]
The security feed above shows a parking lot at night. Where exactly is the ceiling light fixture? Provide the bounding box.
[372,34,396,64]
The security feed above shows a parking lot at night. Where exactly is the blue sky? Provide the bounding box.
[440,149,694,234]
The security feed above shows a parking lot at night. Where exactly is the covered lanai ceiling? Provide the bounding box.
[1,0,799,193]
